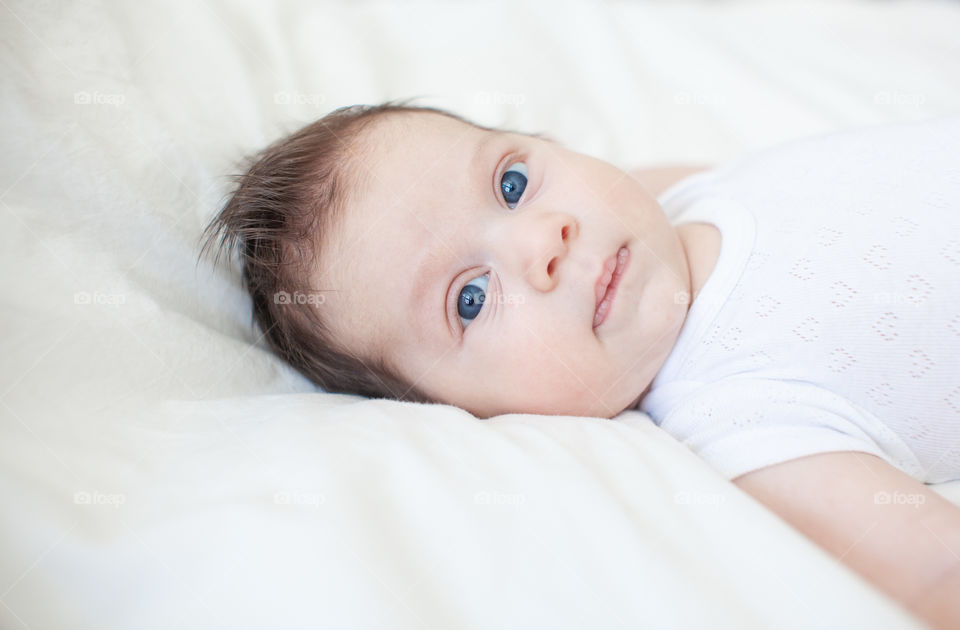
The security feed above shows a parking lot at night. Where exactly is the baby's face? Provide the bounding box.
[319,112,693,419]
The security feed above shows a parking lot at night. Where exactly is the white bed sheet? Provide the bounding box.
[2,0,959,628]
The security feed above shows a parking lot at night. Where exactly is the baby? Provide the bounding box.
[201,101,960,629]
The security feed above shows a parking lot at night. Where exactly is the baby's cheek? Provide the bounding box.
[521,355,601,411]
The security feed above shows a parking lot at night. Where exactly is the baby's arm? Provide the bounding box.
[734,452,960,630]
[627,165,710,199]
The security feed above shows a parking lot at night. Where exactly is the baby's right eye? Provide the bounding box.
[500,161,528,209]
[457,273,489,329]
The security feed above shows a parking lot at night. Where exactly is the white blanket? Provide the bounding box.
[2,0,959,628]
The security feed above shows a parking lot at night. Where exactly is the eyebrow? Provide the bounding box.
[408,133,499,343]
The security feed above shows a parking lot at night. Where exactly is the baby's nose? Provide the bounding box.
[515,213,579,292]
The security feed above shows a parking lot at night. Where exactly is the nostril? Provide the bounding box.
[561,225,569,241]
[547,257,557,276]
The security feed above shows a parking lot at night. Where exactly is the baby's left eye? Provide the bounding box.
[457,273,489,329]
[500,161,528,209]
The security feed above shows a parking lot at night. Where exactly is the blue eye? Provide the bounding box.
[500,162,528,209]
[457,273,489,328]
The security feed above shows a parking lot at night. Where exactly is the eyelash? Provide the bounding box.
[449,153,529,335]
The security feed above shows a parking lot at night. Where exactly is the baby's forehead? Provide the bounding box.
[325,113,486,258]
[386,108,482,133]
[326,115,491,277]
[368,111,491,162]
[362,109,474,142]
[349,112,493,197]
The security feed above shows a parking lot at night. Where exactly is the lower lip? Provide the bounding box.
[593,246,630,329]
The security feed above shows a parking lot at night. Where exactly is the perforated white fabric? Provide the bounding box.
[641,117,960,483]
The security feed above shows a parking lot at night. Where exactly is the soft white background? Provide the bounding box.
[2,0,959,628]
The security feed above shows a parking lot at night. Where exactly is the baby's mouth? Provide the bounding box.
[593,246,630,328]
